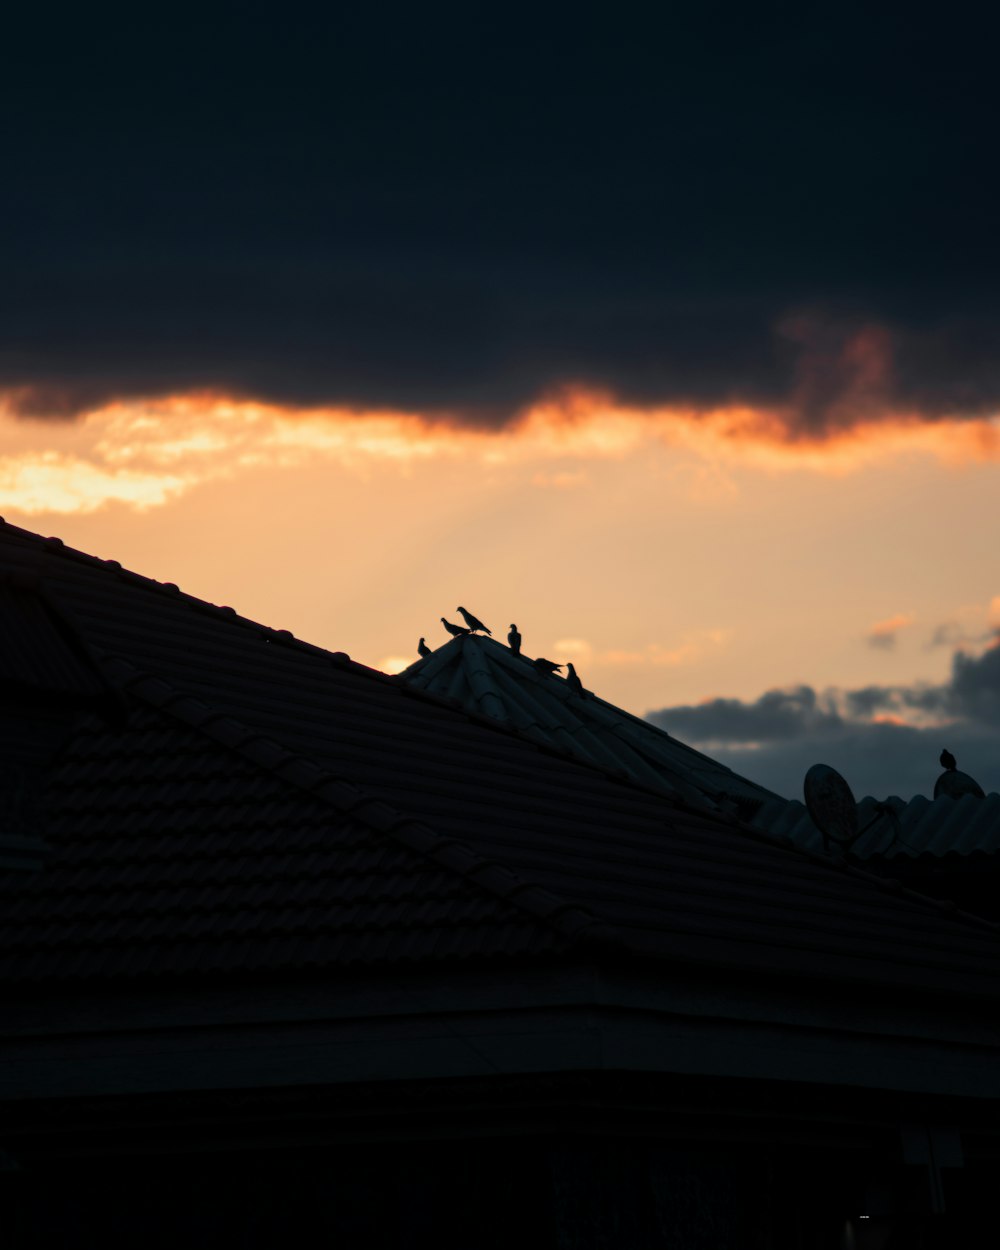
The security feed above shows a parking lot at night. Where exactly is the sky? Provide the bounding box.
[3,4,1000,800]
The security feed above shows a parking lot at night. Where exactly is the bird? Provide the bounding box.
[507,623,522,655]
[441,617,470,638]
[565,662,584,696]
[940,748,957,771]
[417,637,432,658]
[457,606,491,635]
[533,657,563,676]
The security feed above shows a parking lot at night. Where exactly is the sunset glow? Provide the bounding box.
[3,385,1000,774]
[3,389,1000,517]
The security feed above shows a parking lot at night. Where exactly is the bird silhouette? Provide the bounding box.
[565,662,584,696]
[508,623,522,655]
[533,657,563,675]
[457,606,491,634]
[940,748,957,771]
[441,617,470,638]
[418,637,432,658]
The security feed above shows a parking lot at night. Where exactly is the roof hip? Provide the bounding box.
[101,651,625,954]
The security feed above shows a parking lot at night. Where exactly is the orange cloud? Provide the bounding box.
[0,451,186,514]
[866,613,915,649]
[2,387,1000,516]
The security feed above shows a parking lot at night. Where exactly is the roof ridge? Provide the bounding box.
[401,634,781,806]
[0,517,389,680]
[99,649,626,954]
[456,635,780,784]
[397,641,720,809]
[394,675,719,811]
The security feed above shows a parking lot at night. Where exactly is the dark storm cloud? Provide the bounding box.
[4,7,1000,426]
[950,641,1000,726]
[842,685,934,720]
[651,686,844,744]
[647,638,1000,797]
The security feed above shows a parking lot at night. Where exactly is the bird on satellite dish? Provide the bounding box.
[940,748,957,771]
[418,637,432,659]
[565,662,585,696]
[508,624,522,655]
[533,657,563,675]
[441,617,470,638]
[457,606,491,635]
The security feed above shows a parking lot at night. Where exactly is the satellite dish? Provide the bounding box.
[934,769,986,801]
[804,763,859,853]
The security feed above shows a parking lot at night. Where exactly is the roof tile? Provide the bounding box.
[755,791,1000,858]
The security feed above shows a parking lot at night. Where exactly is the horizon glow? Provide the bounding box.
[1,387,998,723]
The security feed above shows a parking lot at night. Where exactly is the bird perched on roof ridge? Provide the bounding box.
[940,748,957,771]
[533,657,563,675]
[441,617,470,638]
[565,662,584,696]
[417,637,432,658]
[507,623,521,655]
[457,606,491,635]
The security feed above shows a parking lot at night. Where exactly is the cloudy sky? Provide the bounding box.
[3,5,1000,799]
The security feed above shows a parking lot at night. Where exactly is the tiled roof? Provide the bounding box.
[401,634,781,814]
[1,519,999,997]
[0,571,109,703]
[0,696,568,981]
[755,791,1000,859]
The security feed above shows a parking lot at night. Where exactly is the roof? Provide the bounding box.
[401,634,782,815]
[0,570,110,704]
[405,634,1000,865]
[755,791,1000,860]
[2,693,569,980]
[1,519,999,998]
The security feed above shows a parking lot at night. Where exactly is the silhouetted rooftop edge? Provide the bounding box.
[0,516,998,1001]
[401,633,783,813]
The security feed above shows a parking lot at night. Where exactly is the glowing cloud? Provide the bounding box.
[2,387,1000,517]
[0,452,186,514]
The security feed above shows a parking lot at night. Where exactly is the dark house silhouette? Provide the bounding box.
[403,634,1000,924]
[2,519,999,1248]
